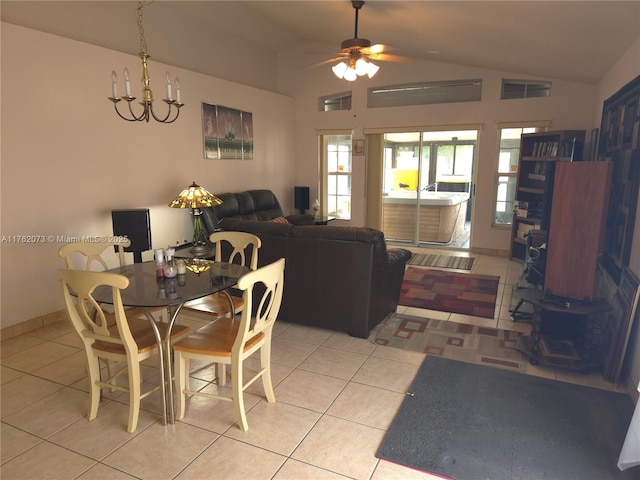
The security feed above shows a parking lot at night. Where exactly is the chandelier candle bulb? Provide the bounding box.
[166,72,172,100]
[111,71,118,98]
[175,78,181,104]
[124,68,131,97]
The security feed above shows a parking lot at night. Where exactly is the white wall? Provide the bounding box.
[1,23,296,328]
[280,46,598,253]
[595,37,640,391]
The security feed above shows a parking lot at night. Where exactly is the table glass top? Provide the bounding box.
[91,261,250,307]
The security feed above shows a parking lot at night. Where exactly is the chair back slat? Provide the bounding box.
[209,231,261,269]
[233,258,285,355]
[59,269,135,350]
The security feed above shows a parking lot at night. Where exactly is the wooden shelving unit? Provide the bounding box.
[509,130,585,263]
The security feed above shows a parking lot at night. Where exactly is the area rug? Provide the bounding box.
[400,267,499,318]
[408,253,475,271]
[374,313,524,371]
[376,356,637,480]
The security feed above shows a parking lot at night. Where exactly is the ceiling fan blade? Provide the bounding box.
[368,52,417,64]
[307,55,348,69]
[363,43,388,55]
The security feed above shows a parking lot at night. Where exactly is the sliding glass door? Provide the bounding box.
[381,130,477,248]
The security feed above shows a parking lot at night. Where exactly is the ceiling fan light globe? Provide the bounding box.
[366,61,379,78]
[355,58,369,76]
[344,67,357,81]
[332,61,348,79]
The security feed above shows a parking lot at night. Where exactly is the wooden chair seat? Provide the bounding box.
[183,293,244,317]
[93,318,189,355]
[173,318,264,357]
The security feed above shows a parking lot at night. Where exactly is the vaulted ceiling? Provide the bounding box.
[2,1,639,89]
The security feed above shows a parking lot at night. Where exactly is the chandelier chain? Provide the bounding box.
[109,0,183,123]
[136,1,154,55]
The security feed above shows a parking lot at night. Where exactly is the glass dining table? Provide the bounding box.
[91,260,251,425]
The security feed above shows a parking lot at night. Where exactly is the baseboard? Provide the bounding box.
[468,247,509,257]
[1,310,68,341]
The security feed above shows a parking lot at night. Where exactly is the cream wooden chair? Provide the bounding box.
[182,231,262,318]
[174,257,285,431]
[59,268,190,432]
[59,240,164,388]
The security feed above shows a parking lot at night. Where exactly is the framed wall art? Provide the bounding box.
[352,139,364,156]
[202,103,253,160]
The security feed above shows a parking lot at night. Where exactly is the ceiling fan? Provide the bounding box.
[330,0,407,81]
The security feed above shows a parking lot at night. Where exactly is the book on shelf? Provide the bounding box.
[514,201,528,217]
[528,173,546,181]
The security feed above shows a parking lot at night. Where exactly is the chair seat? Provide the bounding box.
[183,292,244,316]
[173,317,264,357]
[92,317,190,355]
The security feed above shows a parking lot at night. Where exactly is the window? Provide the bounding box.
[318,92,352,111]
[494,125,548,225]
[322,134,352,220]
[501,80,551,100]
[368,79,482,108]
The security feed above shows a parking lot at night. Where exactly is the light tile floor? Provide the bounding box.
[1,248,629,480]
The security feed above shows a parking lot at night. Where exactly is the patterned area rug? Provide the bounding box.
[400,267,499,318]
[407,253,474,270]
[374,313,524,371]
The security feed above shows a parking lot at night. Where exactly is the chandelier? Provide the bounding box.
[108,1,184,123]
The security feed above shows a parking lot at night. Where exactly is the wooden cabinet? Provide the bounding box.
[509,130,585,263]
[544,161,612,302]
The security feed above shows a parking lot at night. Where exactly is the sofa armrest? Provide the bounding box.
[388,248,412,266]
[384,248,412,315]
[286,214,316,225]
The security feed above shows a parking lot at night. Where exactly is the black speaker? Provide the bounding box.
[294,186,310,214]
[111,209,151,263]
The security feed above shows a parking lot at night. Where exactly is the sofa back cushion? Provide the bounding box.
[290,225,389,266]
[248,190,284,220]
[219,218,292,236]
[201,190,286,232]
[213,193,242,218]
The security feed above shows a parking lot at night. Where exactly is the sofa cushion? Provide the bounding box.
[235,192,256,216]
[212,193,242,218]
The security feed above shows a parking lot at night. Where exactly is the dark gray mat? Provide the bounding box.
[377,356,637,480]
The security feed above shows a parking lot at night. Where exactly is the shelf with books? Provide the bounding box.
[509,129,585,263]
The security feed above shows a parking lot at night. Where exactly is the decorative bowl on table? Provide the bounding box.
[183,258,213,275]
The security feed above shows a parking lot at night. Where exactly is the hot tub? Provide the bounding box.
[382,191,469,243]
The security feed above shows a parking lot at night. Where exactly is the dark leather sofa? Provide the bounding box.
[218,218,412,338]
[201,189,314,232]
